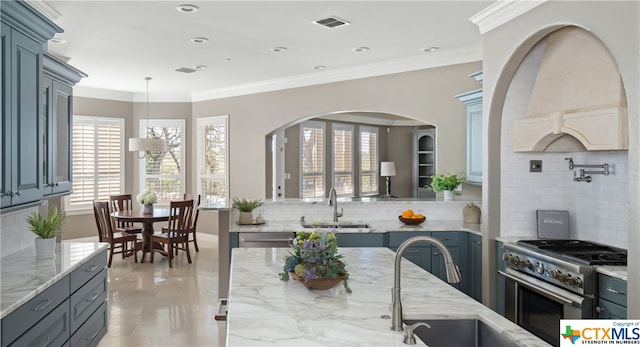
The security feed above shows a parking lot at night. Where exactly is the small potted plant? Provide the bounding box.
[428,173,465,200]
[232,197,263,224]
[27,207,66,258]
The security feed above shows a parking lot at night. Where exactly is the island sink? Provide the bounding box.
[403,319,514,347]
[300,221,370,229]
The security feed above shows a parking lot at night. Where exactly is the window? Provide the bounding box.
[300,121,325,199]
[139,119,185,203]
[360,126,378,195]
[196,116,228,206]
[68,116,124,210]
[332,123,353,196]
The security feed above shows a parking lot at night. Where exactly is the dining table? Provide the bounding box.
[111,208,171,262]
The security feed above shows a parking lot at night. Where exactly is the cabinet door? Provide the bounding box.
[597,299,627,319]
[7,29,42,206]
[469,234,482,302]
[1,22,11,207]
[50,80,73,194]
[432,246,462,290]
[389,245,431,271]
[335,233,385,247]
[467,101,482,184]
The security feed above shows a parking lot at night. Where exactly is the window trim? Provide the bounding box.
[299,120,326,199]
[359,126,379,196]
[331,122,354,197]
[196,115,229,207]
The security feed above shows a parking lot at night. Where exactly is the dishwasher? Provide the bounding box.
[237,232,295,248]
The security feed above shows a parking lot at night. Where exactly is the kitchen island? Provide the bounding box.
[226,247,549,346]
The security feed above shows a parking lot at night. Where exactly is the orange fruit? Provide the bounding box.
[413,213,424,219]
[401,209,414,218]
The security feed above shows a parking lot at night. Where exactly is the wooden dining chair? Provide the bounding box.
[93,201,138,267]
[150,199,194,268]
[109,194,143,235]
[183,193,201,252]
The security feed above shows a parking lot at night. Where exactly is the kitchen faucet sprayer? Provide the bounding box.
[328,187,343,223]
[390,236,461,331]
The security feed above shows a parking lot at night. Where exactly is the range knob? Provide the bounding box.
[510,256,521,266]
[568,276,583,288]
[520,259,532,269]
[502,252,511,263]
[554,271,568,283]
[534,262,544,274]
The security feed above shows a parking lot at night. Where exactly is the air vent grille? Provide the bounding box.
[175,67,197,73]
[313,16,350,28]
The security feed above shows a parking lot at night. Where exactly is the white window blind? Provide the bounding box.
[197,116,228,206]
[68,116,124,210]
[300,121,325,199]
[360,126,378,195]
[139,119,185,203]
[333,123,353,196]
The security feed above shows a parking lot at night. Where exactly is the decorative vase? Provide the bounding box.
[463,203,481,224]
[443,190,454,201]
[238,211,253,225]
[142,204,154,214]
[290,272,347,290]
[35,237,56,259]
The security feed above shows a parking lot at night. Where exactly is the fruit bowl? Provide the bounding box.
[399,215,426,225]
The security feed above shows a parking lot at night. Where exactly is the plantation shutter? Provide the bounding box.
[300,121,325,199]
[197,116,228,206]
[333,123,353,196]
[360,126,378,195]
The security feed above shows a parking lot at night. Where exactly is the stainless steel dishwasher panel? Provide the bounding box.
[238,232,294,248]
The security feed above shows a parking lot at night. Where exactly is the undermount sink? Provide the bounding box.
[301,222,370,229]
[403,319,514,347]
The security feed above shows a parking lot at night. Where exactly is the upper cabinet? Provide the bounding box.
[455,71,483,185]
[1,1,84,209]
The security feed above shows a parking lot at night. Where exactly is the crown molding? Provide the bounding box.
[25,0,61,21]
[74,86,194,103]
[470,0,547,34]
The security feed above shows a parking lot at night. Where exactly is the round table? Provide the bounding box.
[111,208,171,262]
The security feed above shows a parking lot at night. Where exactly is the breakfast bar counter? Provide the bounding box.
[226,247,549,346]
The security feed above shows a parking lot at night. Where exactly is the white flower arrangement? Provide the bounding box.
[137,189,158,205]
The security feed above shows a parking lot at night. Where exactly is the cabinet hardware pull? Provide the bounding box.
[404,249,420,253]
[85,264,99,272]
[606,287,625,295]
[475,241,482,246]
[596,306,605,313]
[87,328,101,341]
[439,237,453,241]
[86,293,100,302]
[15,190,21,196]
[433,252,439,256]
[39,335,53,347]
[33,298,54,311]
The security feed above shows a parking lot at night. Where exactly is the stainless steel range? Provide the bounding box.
[500,239,627,346]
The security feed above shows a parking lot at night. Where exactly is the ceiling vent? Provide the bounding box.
[175,67,198,74]
[313,16,350,28]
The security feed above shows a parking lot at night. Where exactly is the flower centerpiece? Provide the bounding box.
[137,188,158,214]
[279,231,351,293]
[427,173,465,200]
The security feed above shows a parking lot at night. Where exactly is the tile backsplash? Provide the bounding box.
[1,206,40,257]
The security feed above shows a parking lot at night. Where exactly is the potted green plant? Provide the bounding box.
[232,197,263,224]
[27,207,66,258]
[427,173,465,200]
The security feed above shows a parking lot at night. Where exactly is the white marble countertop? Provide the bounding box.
[230,219,481,235]
[226,247,549,346]
[0,242,108,319]
[596,266,628,281]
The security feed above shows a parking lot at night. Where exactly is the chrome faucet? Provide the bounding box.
[390,236,462,331]
[328,187,343,223]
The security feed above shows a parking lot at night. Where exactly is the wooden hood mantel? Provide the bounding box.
[513,26,628,152]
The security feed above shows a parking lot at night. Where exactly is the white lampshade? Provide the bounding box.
[129,138,166,152]
[380,161,396,177]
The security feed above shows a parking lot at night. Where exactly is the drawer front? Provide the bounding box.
[598,298,627,319]
[70,250,107,293]
[8,298,70,347]
[387,232,431,248]
[598,275,627,307]
[69,301,107,347]
[431,231,461,247]
[1,276,69,346]
[70,268,107,333]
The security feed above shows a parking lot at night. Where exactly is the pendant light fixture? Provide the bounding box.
[129,77,166,158]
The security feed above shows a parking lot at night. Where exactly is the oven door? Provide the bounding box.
[499,268,592,346]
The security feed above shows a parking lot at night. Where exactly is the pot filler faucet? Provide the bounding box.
[390,236,462,331]
[328,187,343,222]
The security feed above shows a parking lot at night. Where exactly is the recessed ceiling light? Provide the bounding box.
[421,47,439,53]
[195,65,207,70]
[353,46,370,52]
[50,37,66,44]
[177,4,199,13]
[271,46,287,52]
[224,58,232,62]
[190,37,209,44]
[312,65,326,70]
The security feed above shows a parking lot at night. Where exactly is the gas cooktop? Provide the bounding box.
[517,239,627,265]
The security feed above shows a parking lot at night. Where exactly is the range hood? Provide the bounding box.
[513,27,628,152]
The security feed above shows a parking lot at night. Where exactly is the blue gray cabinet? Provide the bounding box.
[455,71,483,185]
[0,0,64,209]
[496,241,506,316]
[0,249,108,347]
[41,53,86,196]
[469,233,482,302]
[597,274,627,319]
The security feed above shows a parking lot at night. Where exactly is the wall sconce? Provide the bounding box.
[380,161,397,198]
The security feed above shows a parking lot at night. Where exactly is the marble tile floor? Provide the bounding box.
[65,233,226,346]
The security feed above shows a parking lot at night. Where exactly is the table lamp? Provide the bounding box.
[380,161,397,198]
